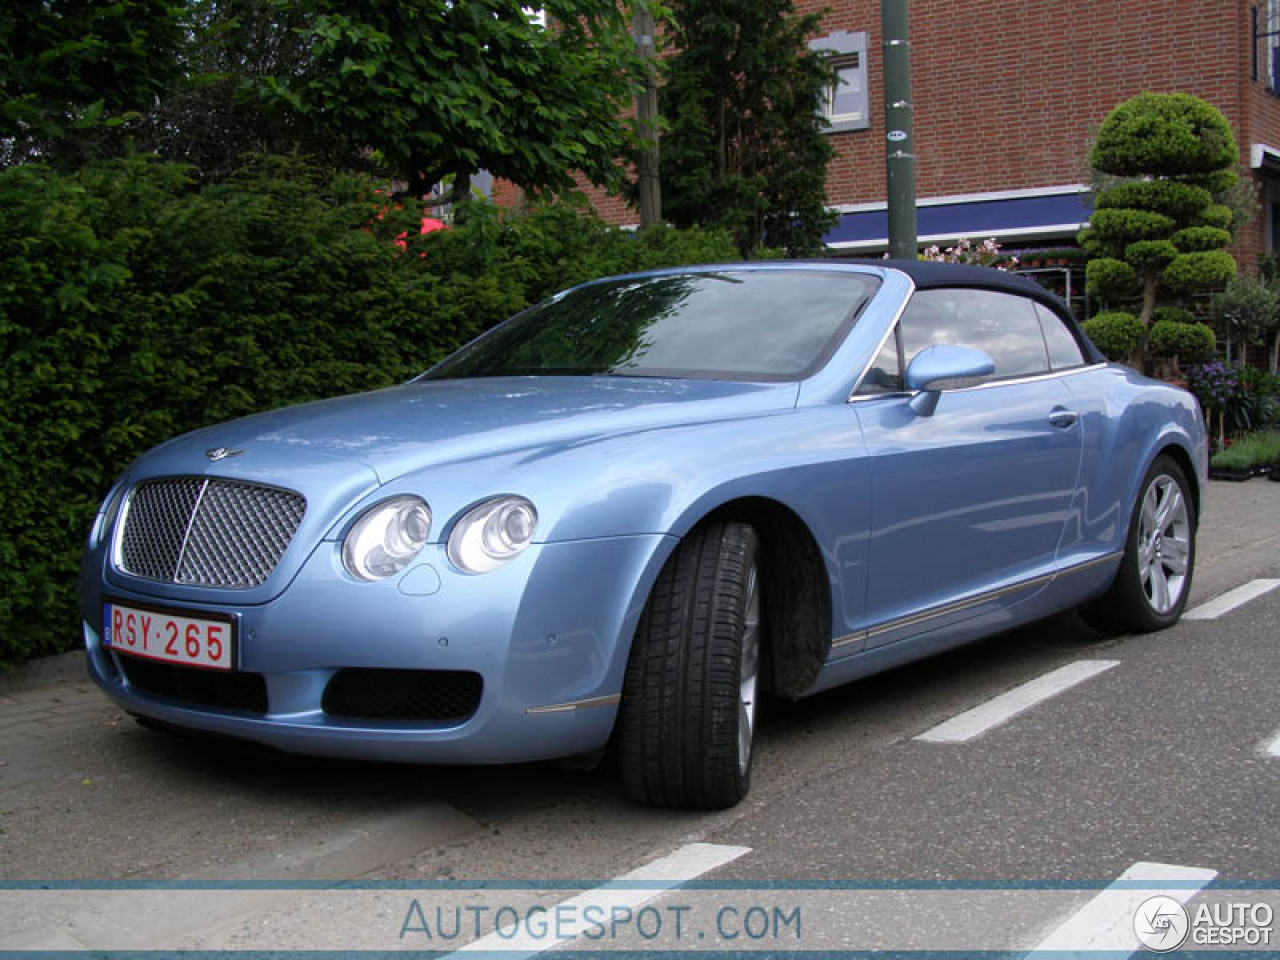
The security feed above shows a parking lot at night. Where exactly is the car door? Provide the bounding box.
[850,287,1085,648]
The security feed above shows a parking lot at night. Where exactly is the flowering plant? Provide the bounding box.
[1184,360,1240,411]
[1184,360,1279,448]
[919,238,1018,271]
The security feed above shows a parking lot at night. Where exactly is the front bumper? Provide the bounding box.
[81,533,673,764]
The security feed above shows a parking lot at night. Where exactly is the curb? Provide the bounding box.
[0,651,88,695]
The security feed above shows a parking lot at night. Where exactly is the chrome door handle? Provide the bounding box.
[1049,408,1079,429]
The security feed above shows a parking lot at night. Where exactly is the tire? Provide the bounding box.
[618,520,762,810]
[1083,455,1196,633]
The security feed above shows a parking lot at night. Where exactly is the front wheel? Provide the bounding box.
[618,520,762,810]
[1084,455,1196,633]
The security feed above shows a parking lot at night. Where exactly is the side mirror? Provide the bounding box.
[905,344,995,416]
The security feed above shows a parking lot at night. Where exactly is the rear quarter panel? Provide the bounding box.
[1057,364,1208,570]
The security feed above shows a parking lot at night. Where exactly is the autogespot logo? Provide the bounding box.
[1134,895,1191,953]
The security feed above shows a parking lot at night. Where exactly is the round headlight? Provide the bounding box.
[343,496,432,581]
[447,496,538,574]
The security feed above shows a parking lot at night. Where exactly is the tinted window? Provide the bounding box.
[423,271,880,382]
[900,288,1050,380]
[1035,302,1086,369]
[856,328,903,394]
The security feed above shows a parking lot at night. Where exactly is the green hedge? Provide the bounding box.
[0,157,743,668]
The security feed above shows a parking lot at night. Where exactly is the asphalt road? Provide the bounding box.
[2,477,1278,953]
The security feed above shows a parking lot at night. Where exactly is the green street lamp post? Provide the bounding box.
[881,0,917,259]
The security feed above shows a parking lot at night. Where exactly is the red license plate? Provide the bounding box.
[103,600,235,671]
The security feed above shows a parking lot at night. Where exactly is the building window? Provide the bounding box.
[809,31,869,134]
[1260,0,1280,92]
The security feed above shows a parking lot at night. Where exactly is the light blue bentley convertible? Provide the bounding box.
[81,261,1207,808]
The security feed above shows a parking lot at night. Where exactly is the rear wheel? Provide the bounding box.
[618,520,762,809]
[1084,455,1195,633]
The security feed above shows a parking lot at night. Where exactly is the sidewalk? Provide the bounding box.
[0,672,122,793]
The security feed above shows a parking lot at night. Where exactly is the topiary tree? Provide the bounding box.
[1083,311,1147,362]
[1079,93,1238,368]
[1149,306,1216,369]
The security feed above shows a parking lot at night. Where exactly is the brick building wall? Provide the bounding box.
[800,0,1248,202]
[511,1,1280,268]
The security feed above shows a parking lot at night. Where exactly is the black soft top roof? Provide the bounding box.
[881,258,1061,295]
[878,259,1105,365]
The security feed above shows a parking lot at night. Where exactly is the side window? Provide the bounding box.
[1035,302,1086,369]
[856,328,903,394]
[899,288,1050,381]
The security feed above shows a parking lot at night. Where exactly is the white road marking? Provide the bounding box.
[1029,860,1217,954]
[1184,578,1280,620]
[444,842,751,957]
[915,660,1121,743]
[1264,726,1280,758]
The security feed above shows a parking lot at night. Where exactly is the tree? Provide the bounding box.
[125,0,346,180]
[1212,271,1280,372]
[657,0,835,257]
[1079,93,1238,367]
[0,0,186,167]
[260,0,641,202]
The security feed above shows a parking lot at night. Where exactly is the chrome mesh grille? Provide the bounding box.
[118,478,203,582]
[117,478,306,589]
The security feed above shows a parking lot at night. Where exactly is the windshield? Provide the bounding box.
[421,270,880,382]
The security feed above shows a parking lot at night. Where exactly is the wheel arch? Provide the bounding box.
[1152,441,1201,526]
[694,496,833,698]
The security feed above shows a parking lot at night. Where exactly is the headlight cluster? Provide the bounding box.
[447,496,538,575]
[342,494,537,580]
[342,496,433,581]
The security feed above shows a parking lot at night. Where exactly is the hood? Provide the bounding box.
[148,376,801,485]
[108,376,799,605]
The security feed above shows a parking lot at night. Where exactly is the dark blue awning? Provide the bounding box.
[825,190,1094,250]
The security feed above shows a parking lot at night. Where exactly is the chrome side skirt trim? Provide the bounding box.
[830,631,866,650]
[526,693,622,715]
[828,552,1122,654]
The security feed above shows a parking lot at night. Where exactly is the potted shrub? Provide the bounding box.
[1040,247,1085,267]
[1209,431,1280,480]
[1209,443,1254,481]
